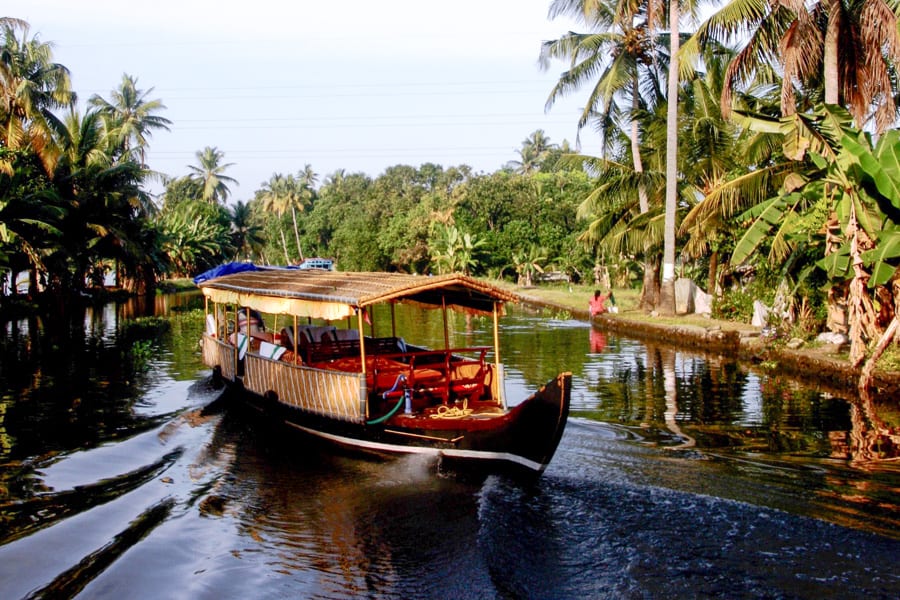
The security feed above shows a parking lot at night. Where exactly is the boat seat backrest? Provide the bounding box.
[333,328,360,342]
[279,326,296,349]
[298,325,336,344]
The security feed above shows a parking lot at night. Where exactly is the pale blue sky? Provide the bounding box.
[7,1,593,200]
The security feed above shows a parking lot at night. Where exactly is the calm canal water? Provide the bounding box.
[0,294,898,599]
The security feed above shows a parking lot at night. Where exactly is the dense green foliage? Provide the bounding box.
[4,2,900,378]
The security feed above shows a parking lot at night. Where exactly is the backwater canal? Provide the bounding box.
[0,293,898,599]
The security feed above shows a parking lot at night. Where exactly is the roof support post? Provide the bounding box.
[493,301,506,409]
[441,295,450,350]
[357,308,367,376]
[293,314,299,364]
[492,301,501,366]
[390,303,397,338]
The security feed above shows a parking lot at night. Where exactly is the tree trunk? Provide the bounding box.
[280,229,291,265]
[707,249,719,295]
[858,316,899,392]
[291,206,304,261]
[660,0,680,316]
[639,256,660,310]
[28,265,39,297]
[631,82,649,214]
[823,0,841,106]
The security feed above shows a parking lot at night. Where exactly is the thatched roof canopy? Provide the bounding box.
[198,270,519,320]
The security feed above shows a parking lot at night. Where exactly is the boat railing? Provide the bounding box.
[203,330,497,419]
[244,352,366,422]
[201,334,237,380]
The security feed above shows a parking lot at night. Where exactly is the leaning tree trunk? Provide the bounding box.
[858,277,900,391]
[291,206,304,262]
[280,229,291,265]
[858,316,900,392]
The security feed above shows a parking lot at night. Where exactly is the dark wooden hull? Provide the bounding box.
[223,370,571,477]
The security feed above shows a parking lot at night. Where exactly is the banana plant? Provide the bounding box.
[815,127,900,287]
[735,105,900,369]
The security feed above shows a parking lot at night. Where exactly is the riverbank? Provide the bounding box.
[509,284,900,398]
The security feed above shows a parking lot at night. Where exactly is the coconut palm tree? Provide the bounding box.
[677,49,770,294]
[658,0,682,314]
[88,73,172,166]
[541,0,667,213]
[257,172,310,263]
[49,108,153,293]
[229,200,265,261]
[507,130,558,174]
[685,0,900,133]
[0,19,75,175]
[541,0,678,310]
[296,163,318,257]
[187,146,237,204]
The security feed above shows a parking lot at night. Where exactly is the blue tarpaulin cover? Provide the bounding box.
[192,262,260,284]
[193,262,305,284]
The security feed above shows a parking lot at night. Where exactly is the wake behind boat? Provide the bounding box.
[197,268,570,476]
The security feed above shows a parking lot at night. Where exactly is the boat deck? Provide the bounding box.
[387,402,512,431]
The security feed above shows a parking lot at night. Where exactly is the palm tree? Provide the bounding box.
[49,108,152,293]
[541,0,668,212]
[187,146,237,204]
[0,19,75,175]
[507,130,557,174]
[660,0,681,315]
[541,0,673,309]
[685,0,900,133]
[257,172,310,263]
[229,200,265,261]
[296,164,318,258]
[89,73,172,166]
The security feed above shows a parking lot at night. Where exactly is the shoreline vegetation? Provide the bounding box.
[4,16,900,404]
[3,276,898,398]
[116,277,900,398]
[502,282,900,398]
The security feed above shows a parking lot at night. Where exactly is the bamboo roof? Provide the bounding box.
[198,269,519,320]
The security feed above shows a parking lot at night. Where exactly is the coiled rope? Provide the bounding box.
[429,400,473,419]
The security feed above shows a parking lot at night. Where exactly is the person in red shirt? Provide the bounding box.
[589,290,609,317]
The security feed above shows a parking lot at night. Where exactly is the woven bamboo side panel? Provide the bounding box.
[244,355,365,422]
[202,335,236,380]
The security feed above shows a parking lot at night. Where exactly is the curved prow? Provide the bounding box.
[506,372,572,474]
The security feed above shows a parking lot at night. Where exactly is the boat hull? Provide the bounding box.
[218,366,571,477]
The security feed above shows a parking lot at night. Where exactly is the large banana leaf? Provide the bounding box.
[731,192,802,265]
[873,130,900,212]
[817,245,851,280]
[841,129,900,215]
[861,228,900,286]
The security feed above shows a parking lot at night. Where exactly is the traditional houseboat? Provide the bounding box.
[197,268,571,476]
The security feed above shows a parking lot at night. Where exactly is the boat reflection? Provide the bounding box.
[198,406,489,597]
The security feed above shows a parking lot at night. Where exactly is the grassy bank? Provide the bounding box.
[497,281,757,333]
[499,281,900,395]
